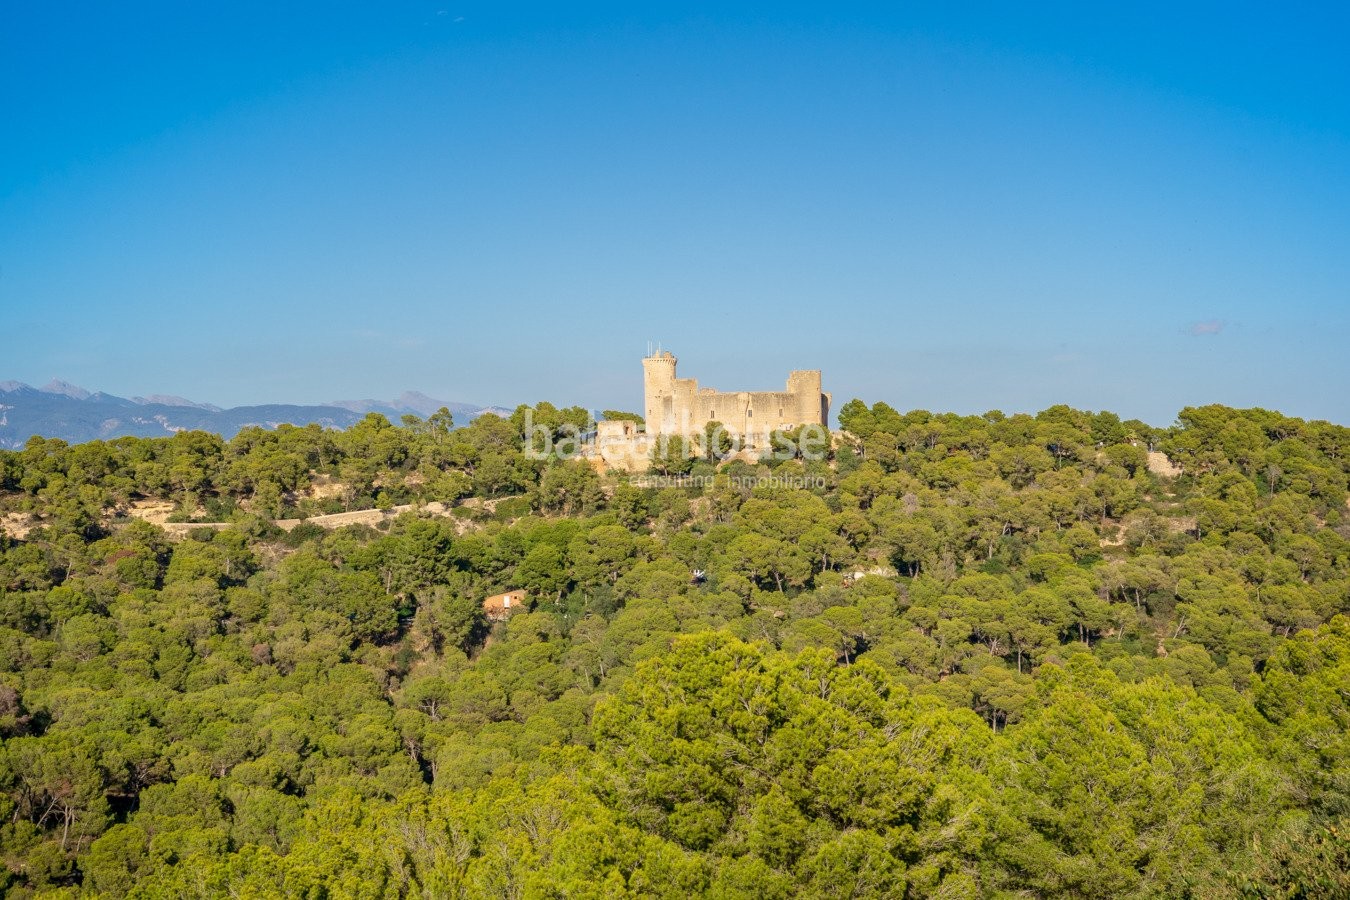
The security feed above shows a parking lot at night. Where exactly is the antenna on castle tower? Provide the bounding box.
[646,340,652,358]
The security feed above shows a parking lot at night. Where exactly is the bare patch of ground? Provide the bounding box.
[159,521,233,538]
[1,512,34,540]
[1147,451,1181,478]
[1099,525,1126,548]
[305,474,347,501]
[458,497,506,514]
[125,500,176,525]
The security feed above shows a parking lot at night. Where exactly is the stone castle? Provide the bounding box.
[642,350,830,447]
[594,350,830,468]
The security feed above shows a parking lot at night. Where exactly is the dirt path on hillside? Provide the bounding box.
[149,500,464,538]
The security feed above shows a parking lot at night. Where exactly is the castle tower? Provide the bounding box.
[642,351,677,435]
[786,369,827,424]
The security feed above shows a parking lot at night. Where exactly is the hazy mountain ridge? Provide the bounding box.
[0,381,508,448]
[328,391,511,421]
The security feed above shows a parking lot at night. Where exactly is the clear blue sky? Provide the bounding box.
[3,2,1348,425]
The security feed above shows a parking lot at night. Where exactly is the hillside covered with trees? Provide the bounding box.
[1,401,1348,898]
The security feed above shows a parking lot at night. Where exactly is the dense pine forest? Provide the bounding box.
[1,401,1348,898]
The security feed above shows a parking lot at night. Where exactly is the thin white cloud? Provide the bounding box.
[1186,319,1225,337]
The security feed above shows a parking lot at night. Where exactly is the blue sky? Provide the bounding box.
[2,3,1348,425]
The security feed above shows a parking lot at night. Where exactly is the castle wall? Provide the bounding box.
[594,419,652,469]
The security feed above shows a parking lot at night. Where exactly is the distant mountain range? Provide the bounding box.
[0,381,512,448]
